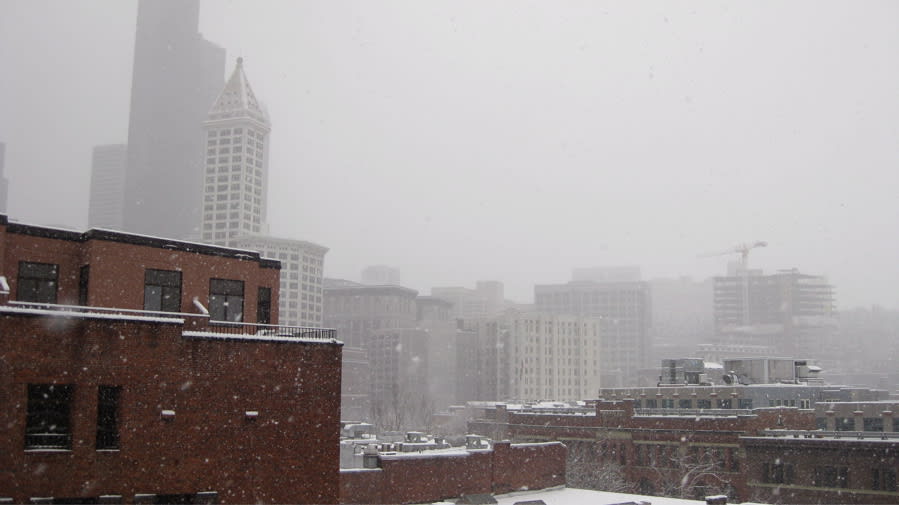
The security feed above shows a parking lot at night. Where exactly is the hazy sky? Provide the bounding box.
[1,1,897,307]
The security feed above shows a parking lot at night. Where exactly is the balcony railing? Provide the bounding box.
[204,320,337,341]
[757,429,899,440]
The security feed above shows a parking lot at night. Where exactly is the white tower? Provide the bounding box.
[201,58,270,246]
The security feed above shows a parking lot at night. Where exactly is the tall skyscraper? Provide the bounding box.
[201,58,270,246]
[88,144,127,229]
[124,0,225,239]
[0,142,7,213]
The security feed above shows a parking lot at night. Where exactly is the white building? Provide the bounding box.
[88,144,127,230]
[506,311,602,402]
[234,235,327,327]
[201,57,270,247]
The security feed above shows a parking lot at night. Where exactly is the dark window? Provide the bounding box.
[210,279,244,322]
[738,398,753,409]
[144,269,182,312]
[26,384,74,449]
[763,462,794,484]
[835,417,854,431]
[644,399,657,409]
[78,265,90,305]
[815,466,849,488]
[17,262,59,303]
[96,386,121,450]
[717,398,732,409]
[873,468,898,491]
[679,399,692,409]
[697,399,712,409]
[257,286,272,324]
[661,399,674,409]
[864,417,884,432]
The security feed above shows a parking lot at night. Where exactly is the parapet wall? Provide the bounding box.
[339,441,567,504]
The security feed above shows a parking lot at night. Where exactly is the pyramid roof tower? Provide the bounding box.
[207,57,270,126]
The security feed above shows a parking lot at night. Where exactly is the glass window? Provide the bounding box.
[144,269,182,312]
[17,261,59,303]
[257,287,272,325]
[210,279,244,322]
[26,384,74,449]
[96,386,121,450]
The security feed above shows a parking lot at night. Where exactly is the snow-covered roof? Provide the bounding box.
[182,330,341,345]
[0,305,184,324]
[435,486,709,505]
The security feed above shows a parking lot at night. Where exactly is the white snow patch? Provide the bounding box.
[182,330,341,345]
[0,305,184,324]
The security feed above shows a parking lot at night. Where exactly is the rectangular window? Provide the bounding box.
[257,287,272,325]
[210,279,244,322]
[78,265,90,306]
[96,386,121,450]
[17,261,59,303]
[697,399,712,409]
[738,398,753,409]
[144,269,182,312]
[763,462,794,484]
[815,466,849,488]
[873,468,898,491]
[26,384,74,449]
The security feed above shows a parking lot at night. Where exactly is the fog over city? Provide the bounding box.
[1,0,898,308]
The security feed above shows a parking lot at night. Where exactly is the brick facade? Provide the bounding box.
[339,441,567,504]
[0,216,342,504]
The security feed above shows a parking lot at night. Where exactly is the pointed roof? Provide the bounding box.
[207,57,270,126]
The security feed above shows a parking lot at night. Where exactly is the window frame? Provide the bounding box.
[26,384,74,450]
[209,278,245,322]
[143,269,182,313]
[96,385,121,450]
[17,261,59,304]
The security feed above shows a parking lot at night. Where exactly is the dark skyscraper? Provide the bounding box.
[0,142,7,213]
[124,0,225,239]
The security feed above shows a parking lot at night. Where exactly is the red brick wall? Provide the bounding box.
[1,226,280,323]
[0,312,342,504]
[339,441,566,504]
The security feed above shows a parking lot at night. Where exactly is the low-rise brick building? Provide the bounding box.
[0,216,342,504]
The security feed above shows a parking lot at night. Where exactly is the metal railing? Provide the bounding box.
[636,408,754,417]
[6,300,193,320]
[204,320,337,341]
[758,429,899,440]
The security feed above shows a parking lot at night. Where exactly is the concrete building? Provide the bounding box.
[88,144,127,230]
[417,296,457,411]
[200,58,270,247]
[713,269,836,358]
[361,265,401,286]
[0,142,7,213]
[649,276,714,362]
[535,271,651,387]
[124,0,225,239]
[432,280,506,321]
[233,235,326,327]
[0,215,342,504]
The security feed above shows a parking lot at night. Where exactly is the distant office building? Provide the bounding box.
[572,265,641,283]
[535,269,651,387]
[361,265,401,286]
[124,0,225,239]
[201,58,270,246]
[432,280,506,321]
[88,144,127,230]
[649,276,714,363]
[0,142,7,213]
[713,269,836,357]
[417,296,457,410]
[233,236,326,327]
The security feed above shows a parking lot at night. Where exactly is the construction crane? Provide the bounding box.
[701,241,768,326]
[700,241,768,272]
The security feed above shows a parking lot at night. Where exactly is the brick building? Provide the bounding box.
[0,216,342,504]
[468,399,815,501]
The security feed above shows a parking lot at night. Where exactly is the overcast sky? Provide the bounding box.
[1,1,897,308]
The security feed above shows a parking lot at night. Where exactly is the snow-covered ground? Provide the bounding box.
[434,486,733,505]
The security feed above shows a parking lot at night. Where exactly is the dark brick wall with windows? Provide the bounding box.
[0,313,342,504]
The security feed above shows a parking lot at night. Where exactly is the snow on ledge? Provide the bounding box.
[0,305,185,324]
[182,330,341,345]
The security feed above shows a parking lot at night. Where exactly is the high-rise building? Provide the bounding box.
[0,142,7,213]
[713,268,836,358]
[232,235,326,327]
[361,265,401,286]
[88,144,127,230]
[124,0,225,239]
[201,58,270,246]
[535,268,651,387]
[432,280,507,321]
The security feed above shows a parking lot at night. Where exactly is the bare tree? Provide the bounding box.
[651,446,734,500]
[566,441,634,493]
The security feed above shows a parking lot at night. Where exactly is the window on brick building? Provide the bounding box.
[210,278,244,322]
[697,399,712,409]
[78,265,90,305]
[814,466,849,488]
[873,467,897,491]
[96,386,121,450]
[763,462,794,484]
[144,269,182,312]
[26,384,74,449]
[257,286,272,324]
[17,261,59,303]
